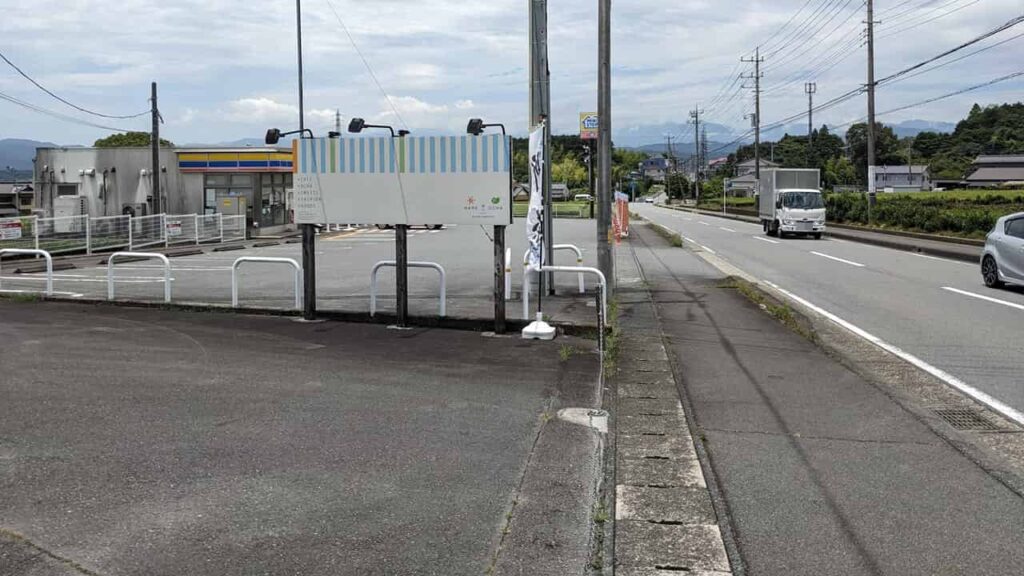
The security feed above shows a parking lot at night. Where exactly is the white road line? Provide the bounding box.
[719,227,737,233]
[698,221,710,226]
[811,251,865,268]
[0,289,84,298]
[913,253,973,267]
[753,236,780,244]
[943,287,1024,312]
[683,236,696,244]
[765,281,1024,427]
[701,245,716,254]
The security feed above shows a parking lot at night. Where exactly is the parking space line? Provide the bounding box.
[811,251,865,268]
[753,236,779,245]
[683,236,696,244]
[719,227,736,233]
[942,287,1024,312]
[698,221,710,226]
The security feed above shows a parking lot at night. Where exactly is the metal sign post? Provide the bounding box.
[494,224,506,334]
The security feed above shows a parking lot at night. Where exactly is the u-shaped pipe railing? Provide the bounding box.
[108,251,171,303]
[523,244,586,296]
[370,261,446,318]
[232,257,302,310]
[0,248,53,295]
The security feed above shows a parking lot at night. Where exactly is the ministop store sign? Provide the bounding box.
[580,113,599,140]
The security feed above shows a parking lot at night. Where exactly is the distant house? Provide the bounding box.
[641,158,673,182]
[869,165,931,192]
[964,155,1024,188]
[708,157,730,174]
[735,158,780,177]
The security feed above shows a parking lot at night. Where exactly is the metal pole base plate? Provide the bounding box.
[522,312,557,341]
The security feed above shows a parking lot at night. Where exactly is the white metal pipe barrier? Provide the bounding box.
[108,252,171,303]
[231,257,302,310]
[0,249,53,295]
[522,265,607,325]
[504,248,513,302]
[523,244,586,296]
[370,261,446,318]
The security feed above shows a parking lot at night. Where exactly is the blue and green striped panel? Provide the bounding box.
[296,135,510,175]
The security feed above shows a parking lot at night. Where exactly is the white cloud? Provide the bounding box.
[224,97,299,124]
[455,99,475,110]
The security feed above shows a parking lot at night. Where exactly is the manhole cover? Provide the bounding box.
[934,408,1000,431]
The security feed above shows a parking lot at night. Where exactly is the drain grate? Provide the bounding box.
[934,408,1000,431]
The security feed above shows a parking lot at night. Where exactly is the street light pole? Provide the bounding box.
[296,0,317,321]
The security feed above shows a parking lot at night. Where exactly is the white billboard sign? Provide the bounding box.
[292,135,513,225]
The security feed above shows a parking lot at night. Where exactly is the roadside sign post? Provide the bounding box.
[494,224,506,334]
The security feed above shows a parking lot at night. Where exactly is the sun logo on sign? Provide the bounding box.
[466,196,477,206]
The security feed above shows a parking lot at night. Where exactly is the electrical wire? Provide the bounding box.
[881,30,1024,87]
[878,0,983,38]
[322,0,409,131]
[0,89,130,132]
[0,49,149,119]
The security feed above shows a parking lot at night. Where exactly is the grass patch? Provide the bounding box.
[719,276,816,343]
[0,292,42,302]
[602,298,621,377]
[647,222,683,248]
[590,499,610,571]
[559,344,576,362]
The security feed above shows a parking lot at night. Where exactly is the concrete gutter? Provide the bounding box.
[656,204,982,263]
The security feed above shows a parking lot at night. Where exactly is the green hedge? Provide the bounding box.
[826,190,1024,237]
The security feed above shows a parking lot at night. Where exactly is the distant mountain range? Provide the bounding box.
[0,138,57,171]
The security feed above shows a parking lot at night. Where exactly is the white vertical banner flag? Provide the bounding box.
[526,122,546,272]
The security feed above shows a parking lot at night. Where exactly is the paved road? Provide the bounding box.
[634,203,1024,422]
[625,223,1024,575]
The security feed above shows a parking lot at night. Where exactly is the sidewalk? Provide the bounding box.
[621,223,1024,575]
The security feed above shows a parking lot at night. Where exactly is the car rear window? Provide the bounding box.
[1006,218,1024,239]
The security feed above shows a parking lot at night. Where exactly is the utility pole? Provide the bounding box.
[866,0,877,192]
[741,48,764,182]
[664,135,675,200]
[530,0,554,296]
[150,82,161,214]
[805,82,816,165]
[598,0,613,293]
[335,109,341,135]
[689,108,703,201]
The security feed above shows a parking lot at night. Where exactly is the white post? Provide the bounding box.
[505,248,512,302]
[33,216,39,251]
[85,216,92,255]
[218,214,224,243]
[128,216,134,250]
[195,214,200,245]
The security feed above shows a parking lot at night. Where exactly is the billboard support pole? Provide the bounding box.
[494,225,506,334]
[396,224,409,328]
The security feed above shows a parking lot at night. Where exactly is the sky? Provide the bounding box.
[0,0,1021,147]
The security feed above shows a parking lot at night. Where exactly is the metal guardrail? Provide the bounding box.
[108,251,171,303]
[231,257,302,310]
[370,260,447,318]
[0,248,53,295]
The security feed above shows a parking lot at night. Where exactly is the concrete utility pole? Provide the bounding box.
[150,82,160,214]
[805,82,816,163]
[690,108,702,201]
[664,134,675,199]
[597,0,613,293]
[866,0,877,191]
[335,109,341,135]
[530,0,554,295]
[741,48,764,182]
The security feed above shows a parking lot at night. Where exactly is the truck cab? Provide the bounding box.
[758,169,826,239]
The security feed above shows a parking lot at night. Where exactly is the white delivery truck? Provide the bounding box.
[758,168,826,239]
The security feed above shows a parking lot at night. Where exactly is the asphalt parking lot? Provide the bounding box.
[0,300,603,576]
[0,220,602,326]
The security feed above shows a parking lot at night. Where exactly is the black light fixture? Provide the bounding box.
[467,118,506,136]
[348,117,396,137]
[328,131,341,138]
[265,127,314,145]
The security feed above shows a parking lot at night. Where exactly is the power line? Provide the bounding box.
[878,0,982,38]
[322,0,409,130]
[0,89,130,132]
[882,30,1024,87]
[763,0,863,74]
[0,49,149,120]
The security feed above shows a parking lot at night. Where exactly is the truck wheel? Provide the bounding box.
[768,221,780,237]
[813,233,822,240]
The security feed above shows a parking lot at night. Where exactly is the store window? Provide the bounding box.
[260,173,291,227]
[204,173,254,223]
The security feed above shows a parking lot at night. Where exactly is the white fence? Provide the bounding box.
[0,213,249,255]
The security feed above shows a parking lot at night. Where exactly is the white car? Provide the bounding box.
[574,194,594,202]
[981,212,1024,288]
